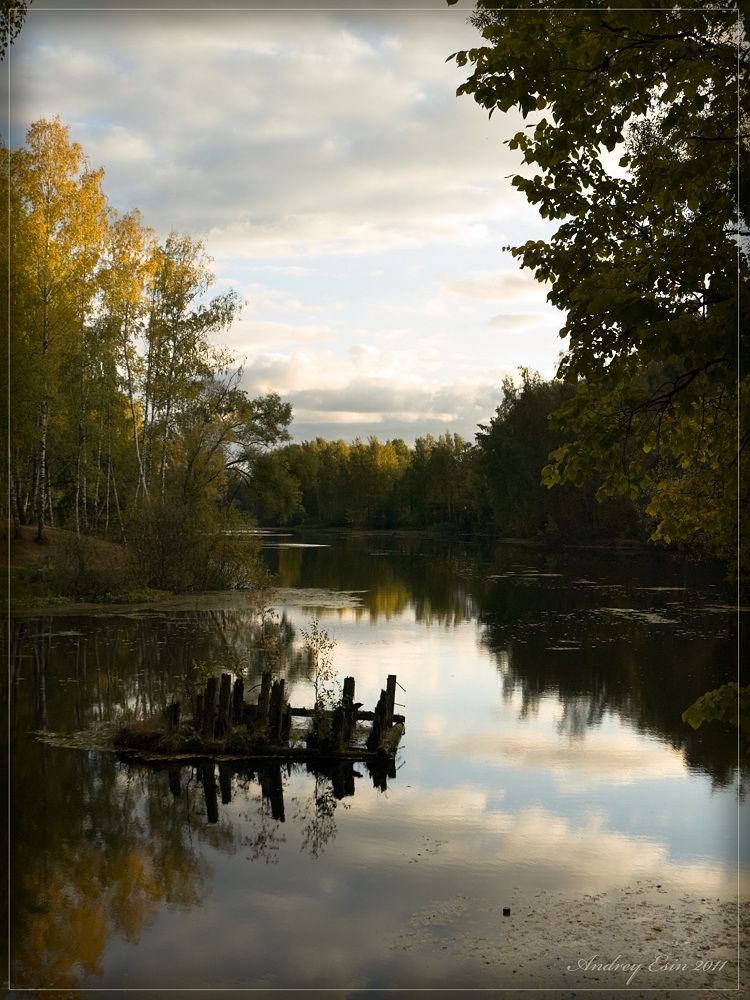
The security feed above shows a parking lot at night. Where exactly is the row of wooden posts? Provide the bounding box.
[176,670,403,753]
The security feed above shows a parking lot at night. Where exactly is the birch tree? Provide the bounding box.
[139,232,240,498]
[99,209,158,503]
[10,117,109,541]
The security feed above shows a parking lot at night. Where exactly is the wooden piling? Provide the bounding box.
[116,672,404,764]
[268,678,286,743]
[257,671,272,731]
[232,677,244,724]
[331,703,345,747]
[385,674,397,728]
[366,688,387,752]
[215,673,232,738]
[202,676,218,737]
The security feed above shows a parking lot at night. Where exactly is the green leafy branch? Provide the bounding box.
[682,682,750,746]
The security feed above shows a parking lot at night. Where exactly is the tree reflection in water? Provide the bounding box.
[10,750,396,991]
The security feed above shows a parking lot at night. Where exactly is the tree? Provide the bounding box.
[99,209,159,505]
[476,368,642,539]
[1,0,32,60]
[8,117,110,541]
[344,436,405,528]
[449,0,749,566]
[224,390,293,493]
[477,370,571,536]
[237,451,302,524]
[398,432,474,527]
[137,232,241,499]
[1,137,38,536]
[4,119,295,599]
[427,432,472,524]
[308,438,351,525]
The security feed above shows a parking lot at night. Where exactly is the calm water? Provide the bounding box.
[7,533,748,994]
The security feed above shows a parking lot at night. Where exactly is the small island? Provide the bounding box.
[113,671,405,763]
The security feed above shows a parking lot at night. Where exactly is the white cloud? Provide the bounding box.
[239,347,511,443]
[447,268,548,303]
[7,2,566,443]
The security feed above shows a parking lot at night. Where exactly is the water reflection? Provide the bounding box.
[11,750,742,991]
[10,749,212,993]
[9,748,397,992]
[8,605,308,738]
[477,565,742,787]
[8,533,745,991]
[267,534,477,625]
[168,756,397,836]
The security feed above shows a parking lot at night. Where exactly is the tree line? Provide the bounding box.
[241,368,644,543]
[3,118,292,591]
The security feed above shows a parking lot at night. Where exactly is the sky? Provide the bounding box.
[3,0,567,445]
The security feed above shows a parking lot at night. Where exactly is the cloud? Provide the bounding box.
[489,311,555,330]
[8,3,566,443]
[447,269,548,303]
[12,8,527,249]
[241,283,342,317]
[239,347,510,442]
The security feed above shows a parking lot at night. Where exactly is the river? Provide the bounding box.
[7,531,748,994]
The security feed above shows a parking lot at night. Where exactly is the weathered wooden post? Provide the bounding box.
[331,703,345,747]
[215,673,232,738]
[268,678,287,743]
[385,674,397,728]
[257,671,272,732]
[232,677,244,724]
[367,688,387,751]
[202,676,218,737]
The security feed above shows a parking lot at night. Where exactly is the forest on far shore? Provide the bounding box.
[239,367,647,546]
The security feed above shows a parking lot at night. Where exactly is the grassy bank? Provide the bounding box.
[5,523,165,608]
